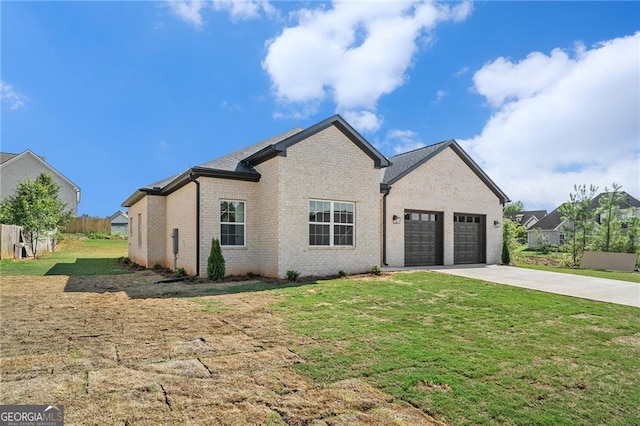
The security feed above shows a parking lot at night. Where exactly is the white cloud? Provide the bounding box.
[212,0,275,21]
[168,0,273,27]
[262,0,472,130]
[460,32,640,210]
[472,48,575,107]
[342,110,383,133]
[168,0,205,28]
[385,129,425,155]
[1,81,28,110]
[432,89,447,105]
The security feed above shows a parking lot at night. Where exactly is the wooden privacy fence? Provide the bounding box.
[63,217,111,234]
[0,224,24,259]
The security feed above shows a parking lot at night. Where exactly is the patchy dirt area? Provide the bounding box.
[0,271,439,425]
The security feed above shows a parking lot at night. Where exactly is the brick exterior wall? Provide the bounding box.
[384,147,503,266]
[127,195,167,269]
[198,178,259,277]
[275,126,381,277]
[165,184,197,274]
[0,152,79,215]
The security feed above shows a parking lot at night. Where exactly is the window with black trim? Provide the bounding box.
[220,200,245,246]
[309,200,354,246]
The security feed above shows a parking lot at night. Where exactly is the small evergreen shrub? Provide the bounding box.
[338,270,347,277]
[175,267,187,277]
[207,238,226,281]
[501,241,511,265]
[286,270,300,282]
[369,265,381,275]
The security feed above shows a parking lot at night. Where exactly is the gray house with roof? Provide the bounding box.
[527,192,640,249]
[504,210,547,229]
[123,115,509,278]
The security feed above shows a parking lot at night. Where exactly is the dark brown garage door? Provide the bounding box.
[404,211,443,266]
[454,214,485,264]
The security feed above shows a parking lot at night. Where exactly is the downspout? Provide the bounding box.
[382,186,390,266]
[189,172,201,277]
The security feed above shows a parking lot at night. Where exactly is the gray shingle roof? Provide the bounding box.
[0,153,18,164]
[198,127,304,174]
[139,127,303,191]
[504,210,548,228]
[382,141,450,185]
[529,207,565,230]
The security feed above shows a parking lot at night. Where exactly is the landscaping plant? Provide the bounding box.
[207,237,225,281]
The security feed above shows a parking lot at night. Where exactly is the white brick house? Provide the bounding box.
[122,115,509,278]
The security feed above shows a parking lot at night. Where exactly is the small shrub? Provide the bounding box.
[501,241,511,265]
[369,265,381,275]
[87,231,112,240]
[207,238,226,281]
[286,270,300,282]
[119,256,131,265]
[152,263,163,270]
[175,267,187,277]
[338,270,347,277]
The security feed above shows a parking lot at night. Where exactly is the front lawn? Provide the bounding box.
[274,272,640,425]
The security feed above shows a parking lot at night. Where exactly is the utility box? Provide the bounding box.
[172,228,179,255]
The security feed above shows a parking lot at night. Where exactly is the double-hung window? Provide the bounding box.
[309,200,354,246]
[220,200,245,246]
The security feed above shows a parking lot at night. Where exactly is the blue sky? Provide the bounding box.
[2,1,638,217]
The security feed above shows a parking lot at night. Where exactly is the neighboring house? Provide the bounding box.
[0,149,81,215]
[110,211,129,235]
[122,115,509,278]
[527,192,640,249]
[504,210,547,229]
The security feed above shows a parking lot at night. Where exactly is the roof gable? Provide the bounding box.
[382,140,509,204]
[243,114,390,169]
[0,149,80,191]
[504,210,548,228]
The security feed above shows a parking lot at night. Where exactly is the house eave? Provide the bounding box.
[121,167,260,208]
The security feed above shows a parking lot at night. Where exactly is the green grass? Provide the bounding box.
[0,235,130,276]
[272,272,640,425]
[517,263,640,283]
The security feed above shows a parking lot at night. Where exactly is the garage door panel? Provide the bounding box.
[454,214,485,264]
[404,211,443,266]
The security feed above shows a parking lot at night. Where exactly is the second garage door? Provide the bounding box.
[404,211,443,266]
[454,214,485,264]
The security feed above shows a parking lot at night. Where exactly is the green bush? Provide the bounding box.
[175,267,187,277]
[286,270,300,282]
[369,265,381,275]
[338,270,347,277]
[207,238,225,281]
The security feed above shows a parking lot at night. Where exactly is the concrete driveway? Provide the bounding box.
[419,265,640,308]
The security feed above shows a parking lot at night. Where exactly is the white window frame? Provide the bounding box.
[137,213,142,247]
[308,199,355,247]
[220,200,246,247]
